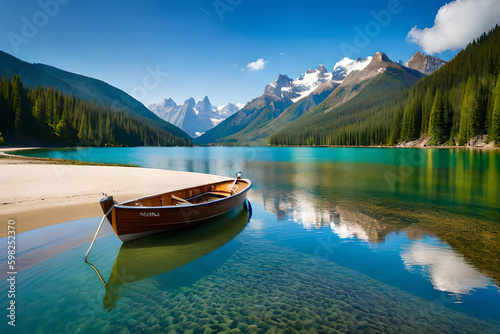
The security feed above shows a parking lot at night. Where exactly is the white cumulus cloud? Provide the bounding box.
[406,0,500,54]
[246,58,268,71]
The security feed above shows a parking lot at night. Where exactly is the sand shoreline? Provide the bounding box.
[0,148,230,237]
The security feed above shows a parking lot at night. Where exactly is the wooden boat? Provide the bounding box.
[100,206,249,309]
[98,174,252,242]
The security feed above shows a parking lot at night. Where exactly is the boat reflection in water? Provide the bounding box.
[89,202,251,309]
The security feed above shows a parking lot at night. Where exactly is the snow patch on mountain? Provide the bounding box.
[332,57,372,81]
[289,64,333,102]
[259,58,374,105]
[262,58,373,104]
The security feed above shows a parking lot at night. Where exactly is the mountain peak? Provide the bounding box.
[339,51,421,89]
[406,51,445,75]
[196,95,213,109]
[277,74,293,83]
[263,74,295,99]
[306,64,328,74]
[164,97,176,105]
[195,96,217,116]
[185,97,196,107]
[373,52,391,63]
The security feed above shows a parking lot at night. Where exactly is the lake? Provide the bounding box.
[1,146,499,333]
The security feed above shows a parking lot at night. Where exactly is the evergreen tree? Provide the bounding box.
[388,105,403,145]
[421,88,434,134]
[55,99,71,141]
[32,86,45,121]
[490,73,500,143]
[11,75,24,135]
[0,90,5,132]
[400,97,419,140]
[473,78,488,134]
[442,91,453,143]
[428,90,445,144]
[458,77,476,145]
[78,113,87,142]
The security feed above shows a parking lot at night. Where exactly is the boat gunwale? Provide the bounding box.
[114,178,252,210]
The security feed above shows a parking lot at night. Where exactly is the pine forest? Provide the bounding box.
[0,75,192,147]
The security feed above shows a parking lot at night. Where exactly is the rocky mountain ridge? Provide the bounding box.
[148,96,242,137]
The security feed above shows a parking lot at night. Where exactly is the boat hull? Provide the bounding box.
[107,178,251,242]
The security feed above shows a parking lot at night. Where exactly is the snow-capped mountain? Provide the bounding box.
[148,98,178,120]
[263,58,371,104]
[196,52,424,145]
[405,51,445,75]
[196,57,373,144]
[148,96,241,137]
[218,103,244,117]
[194,96,217,116]
[331,57,372,81]
[215,103,243,126]
[283,64,332,102]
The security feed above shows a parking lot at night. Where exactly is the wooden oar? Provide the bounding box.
[230,171,242,194]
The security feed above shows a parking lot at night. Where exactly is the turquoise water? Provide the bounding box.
[2,147,500,333]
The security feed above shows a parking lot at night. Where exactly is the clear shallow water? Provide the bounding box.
[2,146,500,333]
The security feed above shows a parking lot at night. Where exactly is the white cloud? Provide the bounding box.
[406,0,500,54]
[246,58,268,71]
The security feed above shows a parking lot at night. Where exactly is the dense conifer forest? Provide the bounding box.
[0,75,191,147]
[269,24,500,146]
[400,25,500,145]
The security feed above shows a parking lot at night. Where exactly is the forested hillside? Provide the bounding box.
[0,75,192,146]
[0,51,160,121]
[269,24,500,147]
[269,66,418,146]
[400,24,500,145]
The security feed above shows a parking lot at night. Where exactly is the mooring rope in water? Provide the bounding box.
[84,205,114,263]
[86,261,108,287]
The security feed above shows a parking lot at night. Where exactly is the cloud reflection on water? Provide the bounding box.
[254,182,496,296]
[401,241,492,295]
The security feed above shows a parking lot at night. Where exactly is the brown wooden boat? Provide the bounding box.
[98,174,252,242]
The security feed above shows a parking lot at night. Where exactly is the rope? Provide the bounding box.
[86,261,108,287]
[84,205,114,263]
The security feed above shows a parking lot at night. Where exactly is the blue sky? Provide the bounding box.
[0,0,498,107]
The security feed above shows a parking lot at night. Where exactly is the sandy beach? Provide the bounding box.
[0,148,229,237]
